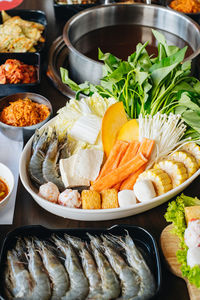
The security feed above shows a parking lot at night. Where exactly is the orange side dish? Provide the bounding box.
[0,59,37,84]
[0,178,9,202]
[170,0,200,13]
[0,97,50,127]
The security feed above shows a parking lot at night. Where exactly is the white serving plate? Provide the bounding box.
[19,117,200,221]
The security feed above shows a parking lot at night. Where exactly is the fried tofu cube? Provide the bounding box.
[81,190,101,209]
[185,206,200,224]
[101,189,119,209]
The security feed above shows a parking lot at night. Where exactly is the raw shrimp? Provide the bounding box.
[110,232,156,300]
[6,249,32,298]
[88,234,121,299]
[59,136,70,160]
[101,235,140,299]
[52,235,89,300]
[29,128,49,186]
[65,235,104,300]
[15,237,28,262]
[42,129,65,191]
[31,129,40,154]
[25,238,51,300]
[35,239,69,300]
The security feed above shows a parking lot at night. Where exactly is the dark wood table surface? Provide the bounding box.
[0,0,200,299]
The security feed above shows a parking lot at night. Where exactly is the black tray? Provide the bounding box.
[0,9,47,53]
[0,224,161,299]
[0,52,41,97]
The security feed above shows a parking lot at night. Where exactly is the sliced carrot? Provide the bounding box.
[112,140,140,190]
[113,183,121,191]
[119,138,154,190]
[120,140,140,165]
[119,164,147,190]
[111,141,129,170]
[91,153,147,192]
[97,140,129,180]
[138,138,155,159]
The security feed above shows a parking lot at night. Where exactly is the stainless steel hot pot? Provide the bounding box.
[63,4,200,84]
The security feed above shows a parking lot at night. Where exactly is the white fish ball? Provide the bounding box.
[134,180,156,203]
[118,190,137,207]
[184,220,200,248]
[39,182,59,203]
[187,247,200,268]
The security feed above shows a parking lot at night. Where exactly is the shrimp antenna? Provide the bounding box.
[100,234,118,249]
[105,233,125,249]
[87,234,104,252]
[64,234,85,250]
[50,233,63,242]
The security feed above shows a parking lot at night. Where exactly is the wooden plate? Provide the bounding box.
[160,224,200,300]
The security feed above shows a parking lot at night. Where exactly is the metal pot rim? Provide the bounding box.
[63,3,200,65]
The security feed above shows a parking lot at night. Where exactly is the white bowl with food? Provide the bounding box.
[0,163,14,210]
[19,112,200,221]
[0,92,52,142]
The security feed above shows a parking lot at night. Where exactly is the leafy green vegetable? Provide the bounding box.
[60,30,200,140]
[60,67,81,93]
[183,128,200,145]
[175,91,200,136]
[152,29,180,57]
[165,194,200,288]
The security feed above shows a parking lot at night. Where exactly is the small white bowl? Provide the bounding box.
[0,163,14,210]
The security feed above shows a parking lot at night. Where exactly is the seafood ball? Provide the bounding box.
[184,220,200,248]
[187,247,200,268]
[58,189,81,208]
[118,190,136,207]
[134,179,156,203]
[39,182,59,203]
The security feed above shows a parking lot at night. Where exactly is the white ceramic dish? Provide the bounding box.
[19,118,200,221]
[0,163,14,210]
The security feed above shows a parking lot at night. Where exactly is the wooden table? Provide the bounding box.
[0,1,199,299]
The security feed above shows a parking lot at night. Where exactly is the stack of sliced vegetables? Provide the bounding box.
[30,30,200,210]
[61,30,200,144]
[91,138,154,192]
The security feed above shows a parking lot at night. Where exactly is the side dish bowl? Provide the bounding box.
[0,92,52,142]
[0,9,47,53]
[0,53,41,97]
[19,117,200,221]
[166,0,200,23]
[0,163,14,210]
[53,0,101,21]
